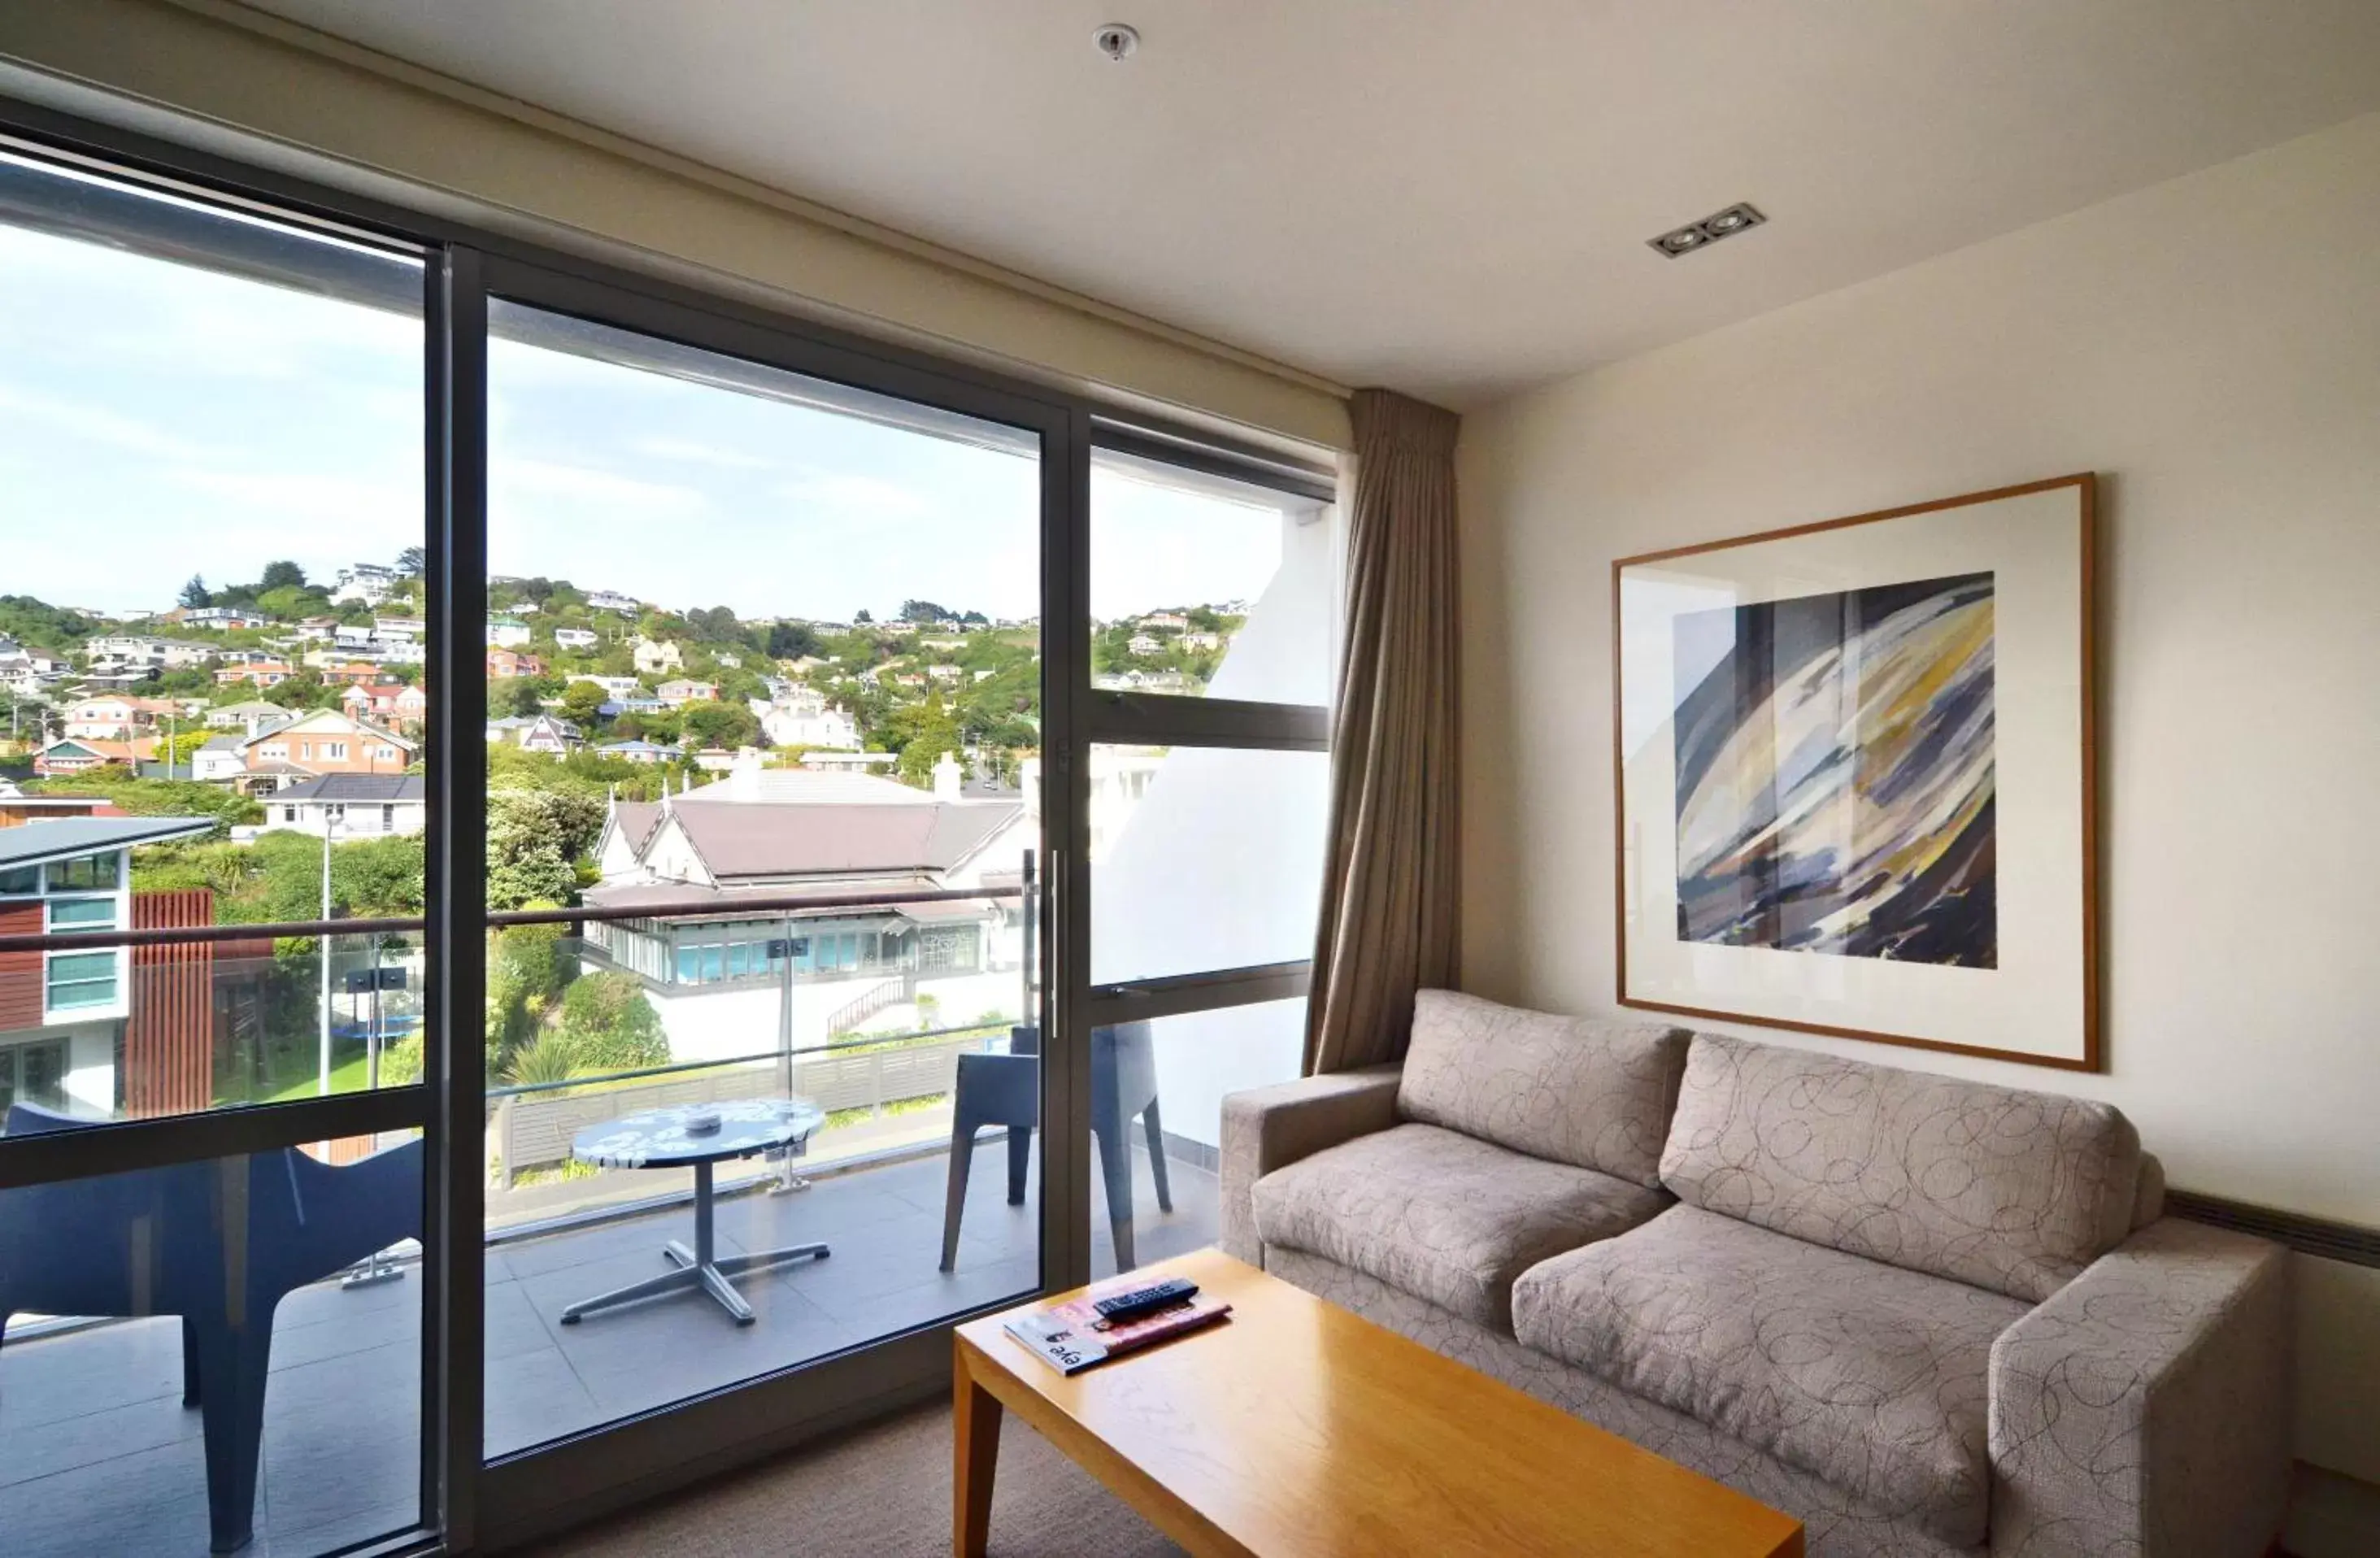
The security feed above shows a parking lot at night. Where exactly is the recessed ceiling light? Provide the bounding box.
[1647,202,1767,259]
[1094,24,1140,62]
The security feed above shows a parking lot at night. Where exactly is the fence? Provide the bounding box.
[486,1026,992,1186]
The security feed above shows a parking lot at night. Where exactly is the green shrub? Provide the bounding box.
[556,972,669,1073]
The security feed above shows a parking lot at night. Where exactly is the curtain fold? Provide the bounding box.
[1302,387,1462,1074]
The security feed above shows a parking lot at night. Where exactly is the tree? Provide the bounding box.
[487,678,545,719]
[900,599,951,624]
[894,693,962,788]
[679,698,759,751]
[255,584,319,620]
[485,785,605,909]
[258,560,307,592]
[395,545,425,577]
[559,680,609,725]
[263,670,329,709]
[686,605,742,641]
[556,972,669,1072]
[853,608,872,625]
[179,575,211,609]
[764,620,821,660]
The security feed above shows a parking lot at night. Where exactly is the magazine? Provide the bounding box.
[1003,1276,1233,1375]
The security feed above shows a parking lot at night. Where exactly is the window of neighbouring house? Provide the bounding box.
[45,951,119,1012]
[0,1038,69,1113]
[45,855,120,892]
[46,898,116,931]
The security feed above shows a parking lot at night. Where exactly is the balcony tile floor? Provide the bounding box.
[0,1142,1216,1558]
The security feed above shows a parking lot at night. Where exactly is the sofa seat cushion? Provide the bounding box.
[1251,1124,1668,1333]
[1513,1205,2026,1547]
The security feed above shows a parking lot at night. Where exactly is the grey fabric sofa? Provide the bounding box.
[1220,991,2291,1558]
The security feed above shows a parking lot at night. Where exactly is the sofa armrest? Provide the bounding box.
[1988,1217,2291,1558]
[1218,1065,1403,1266]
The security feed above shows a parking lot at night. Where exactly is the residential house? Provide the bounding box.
[204,700,285,730]
[653,678,718,707]
[1138,611,1190,632]
[552,627,598,651]
[190,733,250,783]
[322,662,396,688]
[485,713,581,755]
[749,693,859,751]
[177,607,267,631]
[63,696,178,742]
[82,636,211,672]
[877,620,917,637]
[485,616,532,649]
[597,698,667,718]
[1179,630,1224,652]
[293,616,339,642]
[572,675,642,700]
[486,648,548,680]
[33,738,153,776]
[596,739,682,766]
[581,753,1030,1064]
[213,659,294,689]
[1126,633,1163,656]
[0,813,221,1115]
[925,664,963,684]
[372,615,426,639]
[713,651,742,668]
[261,773,427,838]
[632,637,684,674]
[389,684,429,729]
[340,683,402,724]
[332,562,403,606]
[241,708,415,784]
[585,590,639,614]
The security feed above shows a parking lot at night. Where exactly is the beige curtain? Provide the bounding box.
[1303,388,1462,1074]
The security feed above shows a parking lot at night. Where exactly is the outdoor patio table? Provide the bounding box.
[559,1098,829,1326]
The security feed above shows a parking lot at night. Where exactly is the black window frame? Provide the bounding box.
[0,91,1338,1558]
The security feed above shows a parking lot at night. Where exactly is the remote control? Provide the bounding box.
[1093,1277,1199,1322]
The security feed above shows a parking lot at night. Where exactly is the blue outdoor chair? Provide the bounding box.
[0,1103,424,1553]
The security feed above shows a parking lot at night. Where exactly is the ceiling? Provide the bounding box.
[243,1,2380,410]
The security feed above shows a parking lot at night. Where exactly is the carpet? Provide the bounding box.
[521,1398,1186,1557]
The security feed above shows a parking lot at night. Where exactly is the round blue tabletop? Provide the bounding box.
[571,1098,825,1170]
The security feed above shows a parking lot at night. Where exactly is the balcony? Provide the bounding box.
[0,1132,1218,1557]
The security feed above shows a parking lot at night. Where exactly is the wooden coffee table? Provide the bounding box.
[954,1247,1803,1558]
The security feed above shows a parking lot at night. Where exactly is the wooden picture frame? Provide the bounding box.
[1612,474,2098,1070]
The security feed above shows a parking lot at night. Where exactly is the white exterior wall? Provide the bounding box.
[1090,499,1342,1148]
[635,966,1023,1066]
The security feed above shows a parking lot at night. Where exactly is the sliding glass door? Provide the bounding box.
[469,280,1055,1460]
[0,102,1334,1556]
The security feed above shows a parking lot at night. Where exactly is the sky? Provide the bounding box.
[0,176,1289,625]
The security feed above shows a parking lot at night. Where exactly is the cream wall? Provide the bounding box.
[1457,112,2380,1498]
[0,0,1348,452]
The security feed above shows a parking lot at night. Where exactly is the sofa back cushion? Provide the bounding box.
[1397,990,1689,1188]
[1659,1033,2141,1301]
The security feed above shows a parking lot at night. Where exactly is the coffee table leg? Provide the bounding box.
[954,1350,1001,1558]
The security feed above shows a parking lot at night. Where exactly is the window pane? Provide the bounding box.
[0,147,429,1134]
[1091,450,1338,703]
[1089,744,1332,986]
[1086,999,1303,1280]
[0,1138,426,1554]
[480,298,1042,1458]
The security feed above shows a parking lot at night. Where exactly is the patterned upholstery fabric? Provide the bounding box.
[1514,1205,2025,1547]
[1396,990,1689,1186]
[1660,1034,2142,1302]
[1216,1064,1403,1265]
[1990,1219,2292,1558]
[1251,1124,1668,1332]
[1267,1248,1978,1558]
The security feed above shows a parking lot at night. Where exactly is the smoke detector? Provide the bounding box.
[1648,202,1767,259]
[1094,24,1140,62]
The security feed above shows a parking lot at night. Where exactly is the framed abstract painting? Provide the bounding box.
[1612,474,2098,1068]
